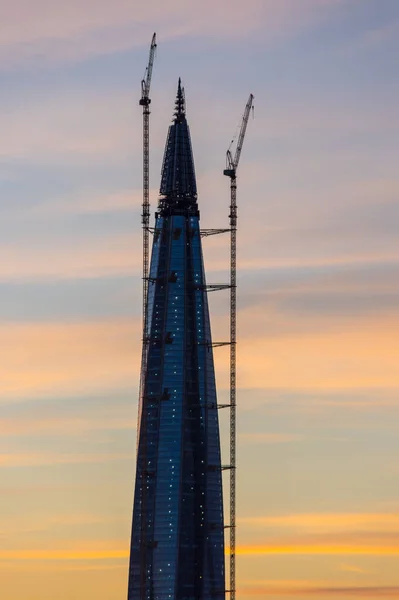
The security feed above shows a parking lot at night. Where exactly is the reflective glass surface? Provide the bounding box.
[128,99,225,600]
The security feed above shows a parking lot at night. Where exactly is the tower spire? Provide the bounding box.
[174,77,186,121]
[128,80,226,600]
[159,82,197,212]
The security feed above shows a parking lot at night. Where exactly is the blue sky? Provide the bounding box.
[1,1,399,599]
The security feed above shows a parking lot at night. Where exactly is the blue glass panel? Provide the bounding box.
[128,104,225,600]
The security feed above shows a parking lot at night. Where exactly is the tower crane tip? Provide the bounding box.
[223,91,254,600]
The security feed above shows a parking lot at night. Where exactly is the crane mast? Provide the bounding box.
[138,32,156,425]
[138,32,156,600]
[223,93,254,600]
[139,32,156,335]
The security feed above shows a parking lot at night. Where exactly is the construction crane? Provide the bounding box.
[137,32,157,434]
[138,32,156,600]
[140,32,157,333]
[223,92,254,600]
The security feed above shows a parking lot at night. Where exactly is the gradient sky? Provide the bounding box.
[1,1,399,599]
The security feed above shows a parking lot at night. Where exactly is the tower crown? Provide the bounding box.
[174,77,186,122]
[159,80,197,215]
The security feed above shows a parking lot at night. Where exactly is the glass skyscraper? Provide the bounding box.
[127,80,225,600]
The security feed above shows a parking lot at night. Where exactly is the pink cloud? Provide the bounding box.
[0,234,142,281]
[0,0,345,69]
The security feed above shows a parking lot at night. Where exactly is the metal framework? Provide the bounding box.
[139,32,156,343]
[138,33,156,600]
[200,228,231,237]
[223,93,254,600]
[137,33,156,435]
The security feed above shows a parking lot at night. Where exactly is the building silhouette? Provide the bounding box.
[127,80,225,600]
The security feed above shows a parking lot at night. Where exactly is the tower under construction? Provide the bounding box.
[127,81,225,599]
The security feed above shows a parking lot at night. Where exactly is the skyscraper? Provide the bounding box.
[127,80,225,599]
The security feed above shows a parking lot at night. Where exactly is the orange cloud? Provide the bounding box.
[8,536,399,563]
[0,408,135,437]
[0,320,140,399]
[0,234,142,281]
[1,282,398,404]
[239,433,304,444]
[239,583,399,597]
[340,564,369,574]
[238,579,325,597]
[234,544,399,556]
[235,314,399,391]
[239,512,399,533]
[233,513,399,560]
[0,548,127,561]
[2,561,126,572]
[0,452,132,468]
[0,513,124,537]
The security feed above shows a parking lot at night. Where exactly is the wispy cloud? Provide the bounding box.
[23,189,148,219]
[0,452,132,468]
[1,283,397,403]
[239,512,399,533]
[0,0,343,69]
[0,235,141,282]
[239,433,305,444]
[234,543,399,556]
[4,536,399,562]
[0,512,124,535]
[239,582,399,597]
[242,387,399,414]
[7,534,399,564]
[0,320,140,399]
[0,413,134,437]
[233,512,399,562]
[0,547,127,560]
[0,89,137,164]
[1,561,126,572]
[340,564,369,574]
[216,314,399,391]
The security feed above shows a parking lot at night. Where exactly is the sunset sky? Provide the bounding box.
[1,1,399,599]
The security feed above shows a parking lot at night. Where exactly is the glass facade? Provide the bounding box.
[128,83,225,600]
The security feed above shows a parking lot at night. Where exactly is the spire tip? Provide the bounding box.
[174,78,185,121]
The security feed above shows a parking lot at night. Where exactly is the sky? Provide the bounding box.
[1,0,399,598]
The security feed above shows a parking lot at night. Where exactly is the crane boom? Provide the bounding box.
[139,31,157,343]
[233,93,254,169]
[223,93,254,600]
[140,33,157,101]
[224,93,254,175]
